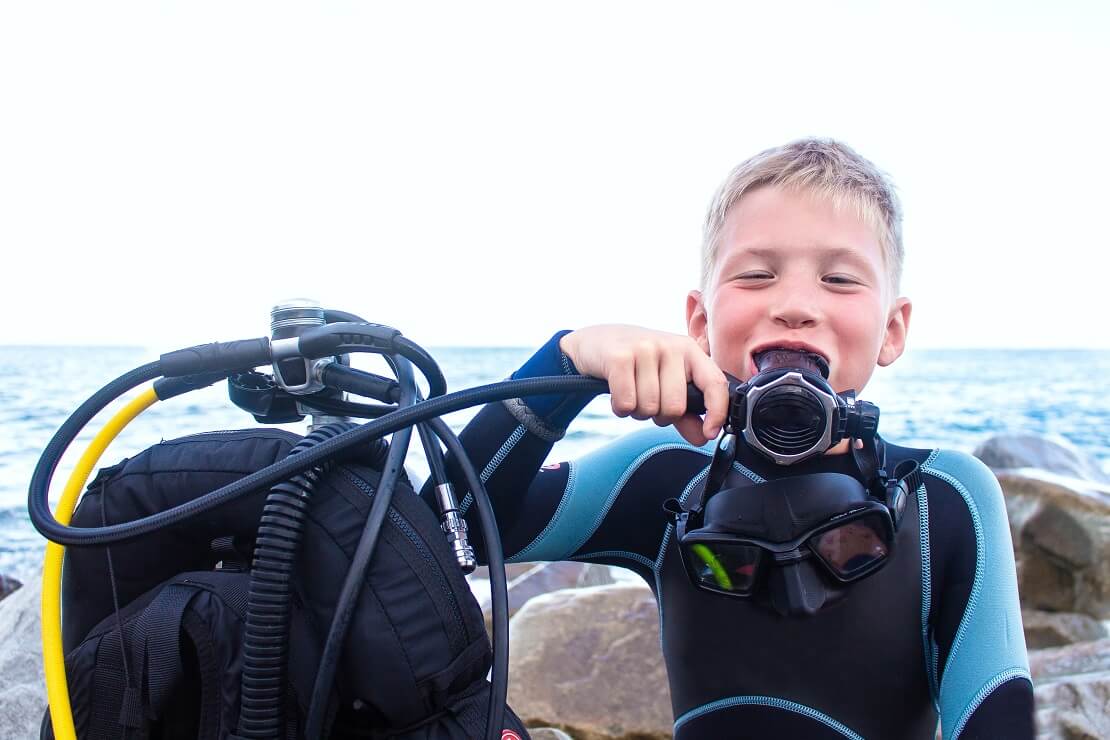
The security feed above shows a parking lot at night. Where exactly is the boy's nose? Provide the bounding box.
[771,301,820,329]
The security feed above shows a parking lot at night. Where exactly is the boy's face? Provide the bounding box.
[687,185,912,397]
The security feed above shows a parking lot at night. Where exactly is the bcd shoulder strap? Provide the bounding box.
[44,571,307,740]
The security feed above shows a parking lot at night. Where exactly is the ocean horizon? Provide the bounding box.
[3,344,1109,580]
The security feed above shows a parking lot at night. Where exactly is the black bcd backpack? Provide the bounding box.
[42,428,529,740]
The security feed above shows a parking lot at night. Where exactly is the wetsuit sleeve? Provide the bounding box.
[923,451,1033,739]
[424,331,600,561]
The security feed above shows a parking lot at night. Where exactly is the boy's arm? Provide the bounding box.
[427,326,728,565]
[923,450,1034,739]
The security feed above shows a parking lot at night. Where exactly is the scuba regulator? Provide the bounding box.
[672,348,920,617]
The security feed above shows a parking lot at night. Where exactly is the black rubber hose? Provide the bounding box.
[427,416,507,740]
[322,364,401,404]
[416,422,448,485]
[303,358,417,740]
[323,309,368,324]
[30,375,608,546]
[297,324,447,400]
[394,335,446,398]
[237,422,354,739]
[27,360,162,535]
[299,394,397,419]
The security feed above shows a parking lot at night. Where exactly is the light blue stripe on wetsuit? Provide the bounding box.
[922,450,1030,740]
[507,425,711,563]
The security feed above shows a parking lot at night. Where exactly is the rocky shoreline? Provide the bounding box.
[2,434,1108,739]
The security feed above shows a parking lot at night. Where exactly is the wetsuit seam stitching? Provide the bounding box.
[917,478,939,707]
[571,550,655,572]
[459,424,526,516]
[950,667,1032,739]
[508,462,579,562]
[673,695,864,739]
[921,462,985,717]
[514,442,702,562]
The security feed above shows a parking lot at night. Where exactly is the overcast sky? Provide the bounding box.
[2,1,1106,350]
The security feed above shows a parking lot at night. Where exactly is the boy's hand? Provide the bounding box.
[559,325,729,447]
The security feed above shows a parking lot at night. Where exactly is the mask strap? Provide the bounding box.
[689,432,738,518]
[852,428,884,493]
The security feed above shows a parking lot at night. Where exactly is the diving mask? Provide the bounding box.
[670,349,920,616]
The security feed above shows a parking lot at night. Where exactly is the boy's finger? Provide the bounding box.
[658,350,690,422]
[632,350,661,420]
[689,356,728,438]
[673,414,709,447]
[608,351,637,417]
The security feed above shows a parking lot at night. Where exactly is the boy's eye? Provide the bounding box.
[737,272,773,280]
[823,275,859,285]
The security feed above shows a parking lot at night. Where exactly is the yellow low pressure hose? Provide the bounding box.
[41,387,159,740]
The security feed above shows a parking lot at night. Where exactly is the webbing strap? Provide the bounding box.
[88,629,139,738]
[125,584,197,721]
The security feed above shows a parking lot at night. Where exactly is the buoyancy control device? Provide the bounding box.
[29,302,618,740]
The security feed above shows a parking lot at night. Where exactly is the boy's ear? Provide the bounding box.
[686,290,711,354]
[878,297,913,367]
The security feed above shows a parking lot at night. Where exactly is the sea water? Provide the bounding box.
[3,345,1109,580]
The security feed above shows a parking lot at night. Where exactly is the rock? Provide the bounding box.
[470,563,545,582]
[1030,638,1110,683]
[974,435,1110,484]
[527,728,575,740]
[1026,640,1110,738]
[0,571,47,739]
[1034,671,1110,740]
[575,564,616,588]
[507,583,672,740]
[996,471,1110,617]
[1023,610,1108,649]
[0,573,21,602]
[472,561,615,625]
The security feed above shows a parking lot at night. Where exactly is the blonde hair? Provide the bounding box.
[701,138,903,295]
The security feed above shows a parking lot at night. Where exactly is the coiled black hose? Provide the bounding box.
[237,422,358,738]
[303,359,417,740]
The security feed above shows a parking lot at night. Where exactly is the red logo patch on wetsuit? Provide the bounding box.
[501,731,523,740]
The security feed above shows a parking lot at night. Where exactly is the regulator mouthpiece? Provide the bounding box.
[754,349,829,379]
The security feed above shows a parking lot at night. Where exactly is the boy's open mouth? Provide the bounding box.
[750,345,830,379]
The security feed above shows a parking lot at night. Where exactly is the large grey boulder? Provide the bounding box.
[996,470,1110,617]
[1023,609,1108,649]
[1035,674,1110,740]
[1030,639,1110,739]
[507,583,671,740]
[527,728,575,740]
[471,561,617,627]
[1031,638,1110,683]
[975,435,1110,484]
[0,571,47,739]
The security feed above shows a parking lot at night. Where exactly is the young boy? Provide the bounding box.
[446,139,1033,739]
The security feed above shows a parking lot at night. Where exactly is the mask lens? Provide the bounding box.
[685,542,763,594]
[810,514,890,579]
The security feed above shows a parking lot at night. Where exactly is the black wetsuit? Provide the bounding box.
[440,333,1034,739]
